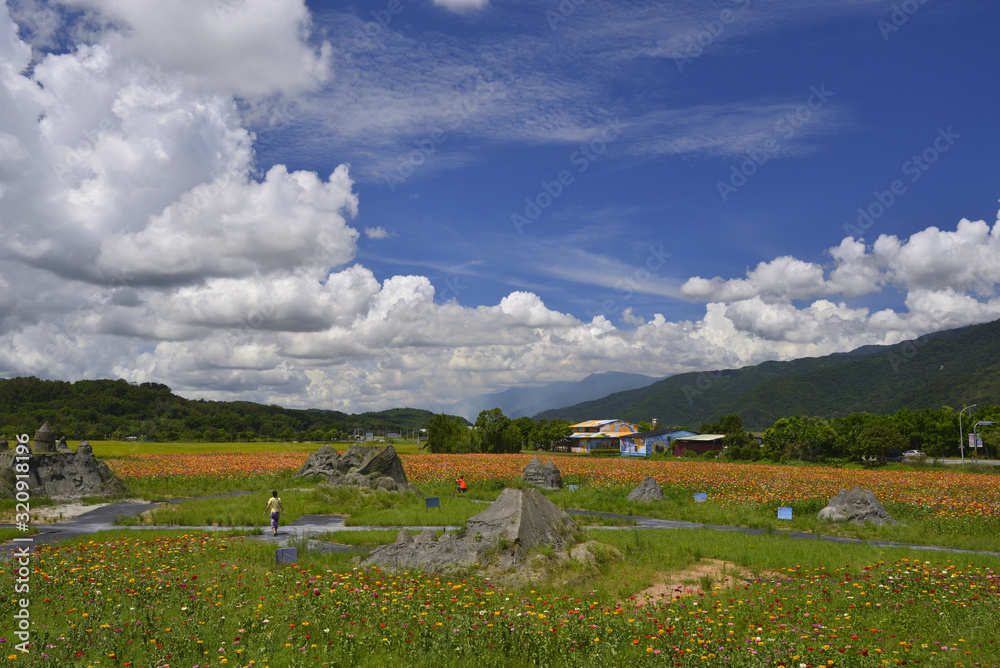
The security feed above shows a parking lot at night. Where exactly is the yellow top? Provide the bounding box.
[265,497,283,513]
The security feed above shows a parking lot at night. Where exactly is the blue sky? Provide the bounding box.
[1,0,999,413]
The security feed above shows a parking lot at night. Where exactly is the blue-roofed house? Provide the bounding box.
[619,428,698,457]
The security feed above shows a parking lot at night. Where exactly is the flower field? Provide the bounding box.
[106,452,1000,519]
[1,532,998,666]
[106,452,310,480]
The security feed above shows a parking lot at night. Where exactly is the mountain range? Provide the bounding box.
[447,371,658,420]
[534,318,1000,430]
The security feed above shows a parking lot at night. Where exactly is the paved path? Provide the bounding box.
[2,498,997,559]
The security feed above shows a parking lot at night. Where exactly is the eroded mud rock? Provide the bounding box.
[366,487,581,572]
[522,457,563,490]
[627,476,664,502]
[817,486,896,526]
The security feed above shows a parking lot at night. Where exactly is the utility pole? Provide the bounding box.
[959,404,976,464]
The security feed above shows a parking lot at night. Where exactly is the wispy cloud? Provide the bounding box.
[364,226,395,240]
[272,0,876,182]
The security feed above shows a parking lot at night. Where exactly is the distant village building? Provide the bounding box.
[620,428,697,457]
[671,433,726,457]
[566,419,638,453]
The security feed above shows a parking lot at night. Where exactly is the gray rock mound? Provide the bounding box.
[33,421,56,453]
[817,486,897,526]
[366,487,581,572]
[1,440,129,500]
[627,476,664,502]
[522,457,563,490]
[298,444,419,494]
[56,436,70,452]
[296,445,341,478]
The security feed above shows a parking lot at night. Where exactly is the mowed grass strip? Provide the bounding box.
[118,486,490,528]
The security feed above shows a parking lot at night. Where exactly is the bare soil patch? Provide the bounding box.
[630,559,759,606]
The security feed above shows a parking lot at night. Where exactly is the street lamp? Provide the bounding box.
[959,404,976,464]
[973,420,996,461]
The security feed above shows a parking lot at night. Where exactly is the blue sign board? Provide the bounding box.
[425,496,440,509]
[275,547,297,565]
[777,507,793,520]
[694,493,707,502]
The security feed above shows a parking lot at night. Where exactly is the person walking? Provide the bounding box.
[265,490,284,536]
[456,476,467,494]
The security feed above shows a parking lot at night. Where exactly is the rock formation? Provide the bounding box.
[296,444,342,478]
[56,436,70,452]
[296,444,419,494]
[1,440,129,499]
[522,457,563,490]
[817,486,897,526]
[33,421,56,453]
[0,435,7,451]
[366,487,584,572]
[627,476,664,502]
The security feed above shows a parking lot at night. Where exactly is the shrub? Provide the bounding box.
[587,448,621,458]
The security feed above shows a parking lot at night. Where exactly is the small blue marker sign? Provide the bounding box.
[777,506,793,520]
[694,493,707,502]
[275,547,297,565]
[425,496,440,509]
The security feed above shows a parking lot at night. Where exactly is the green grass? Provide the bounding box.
[114,488,335,526]
[0,496,57,513]
[544,484,1000,553]
[118,471,295,500]
[0,527,38,541]
[114,485,487,528]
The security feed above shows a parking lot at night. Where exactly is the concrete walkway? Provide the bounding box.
[2,498,998,559]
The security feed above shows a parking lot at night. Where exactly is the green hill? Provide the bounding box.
[535,318,1000,429]
[0,377,444,442]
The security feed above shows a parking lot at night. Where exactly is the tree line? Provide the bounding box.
[701,405,1000,462]
[422,409,574,453]
[0,377,438,443]
[428,404,1000,462]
